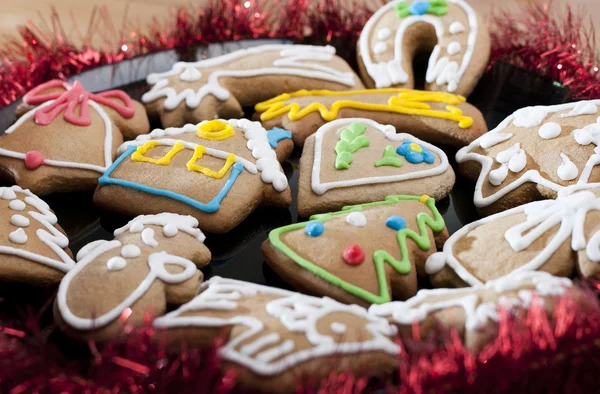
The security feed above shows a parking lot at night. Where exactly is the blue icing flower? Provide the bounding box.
[386,216,407,231]
[396,141,435,164]
[409,0,430,16]
[305,221,325,237]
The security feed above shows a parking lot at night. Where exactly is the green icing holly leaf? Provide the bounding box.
[334,122,370,170]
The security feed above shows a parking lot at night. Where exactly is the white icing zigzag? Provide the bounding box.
[153,277,400,376]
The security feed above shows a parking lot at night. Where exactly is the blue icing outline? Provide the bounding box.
[99,146,243,213]
[267,128,292,148]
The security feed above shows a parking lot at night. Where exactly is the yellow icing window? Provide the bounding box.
[186,145,236,179]
[132,141,184,165]
[197,120,235,140]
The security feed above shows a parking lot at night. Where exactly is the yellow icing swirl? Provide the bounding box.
[255,89,473,129]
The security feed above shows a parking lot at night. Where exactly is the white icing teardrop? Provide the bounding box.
[425,252,447,274]
[10,214,30,227]
[538,122,562,139]
[377,27,391,40]
[179,67,202,82]
[508,149,527,173]
[330,322,347,334]
[585,230,600,263]
[513,106,548,128]
[163,223,178,237]
[496,143,521,164]
[489,164,509,186]
[9,228,28,244]
[106,256,127,271]
[141,228,158,247]
[557,153,579,181]
[479,133,513,149]
[449,21,466,34]
[121,244,141,258]
[560,101,598,118]
[572,123,600,146]
[346,211,367,227]
[373,42,388,55]
[447,42,462,55]
[8,199,26,211]
[2,188,16,200]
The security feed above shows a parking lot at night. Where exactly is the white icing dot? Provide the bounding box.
[330,322,347,334]
[2,188,16,200]
[447,42,462,55]
[163,223,178,237]
[121,244,141,258]
[489,164,509,186]
[377,27,391,40]
[346,211,367,227]
[449,21,466,34]
[9,228,27,244]
[425,252,446,274]
[513,106,548,128]
[141,228,158,247]
[8,200,26,211]
[106,256,127,271]
[179,66,202,82]
[479,133,513,149]
[10,214,30,227]
[538,122,562,139]
[560,101,598,118]
[373,42,388,55]
[557,153,579,181]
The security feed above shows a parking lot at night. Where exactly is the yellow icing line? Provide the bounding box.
[255,89,473,128]
[186,145,236,179]
[132,141,185,165]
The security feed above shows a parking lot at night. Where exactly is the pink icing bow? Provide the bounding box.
[23,80,135,127]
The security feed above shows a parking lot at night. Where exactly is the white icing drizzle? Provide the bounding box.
[311,118,449,195]
[513,106,548,128]
[557,153,579,181]
[0,186,74,272]
[456,100,600,208]
[447,42,462,55]
[76,239,111,261]
[179,66,202,82]
[121,244,141,258]
[153,277,399,376]
[449,21,466,34]
[359,0,478,92]
[141,228,158,247]
[346,211,367,227]
[9,200,26,211]
[560,101,598,118]
[10,214,30,227]
[377,27,392,40]
[373,42,388,55]
[142,45,356,110]
[479,132,513,149]
[370,271,572,331]
[425,189,600,286]
[114,213,206,243]
[538,122,562,139]
[106,256,127,271]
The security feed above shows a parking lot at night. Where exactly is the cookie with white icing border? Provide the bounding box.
[153,276,400,393]
[456,100,600,216]
[254,88,487,148]
[357,0,490,96]
[54,213,210,342]
[0,185,74,286]
[370,272,576,353]
[0,80,149,196]
[262,195,448,307]
[142,45,363,128]
[94,119,292,234]
[424,184,600,288]
[297,118,455,217]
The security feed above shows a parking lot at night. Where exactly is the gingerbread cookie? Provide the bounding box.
[456,100,600,215]
[55,213,210,342]
[94,119,292,234]
[0,80,149,196]
[262,195,448,307]
[154,276,400,393]
[370,271,574,353]
[142,45,363,128]
[255,88,487,148]
[297,118,455,217]
[424,184,600,288]
[0,185,74,286]
[357,0,490,96]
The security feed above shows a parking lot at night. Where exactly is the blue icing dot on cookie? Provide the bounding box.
[409,0,430,16]
[267,128,292,148]
[386,216,407,231]
[305,222,325,237]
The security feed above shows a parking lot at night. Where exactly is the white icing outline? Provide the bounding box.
[359,0,478,92]
[142,45,356,110]
[456,100,600,208]
[154,277,400,376]
[311,118,449,195]
[114,212,206,243]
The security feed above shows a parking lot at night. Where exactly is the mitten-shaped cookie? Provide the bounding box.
[142,44,363,128]
[0,185,74,286]
[263,195,448,307]
[154,277,400,393]
[55,213,210,341]
[0,80,150,195]
[95,119,292,234]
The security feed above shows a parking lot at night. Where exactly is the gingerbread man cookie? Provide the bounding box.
[94,119,292,234]
[370,271,575,353]
[262,195,448,307]
[154,277,400,393]
[255,88,487,147]
[0,185,74,286]
[457,100,600,215]
[358,0,490,96]
[54,213,210,342]
[142,45,363,128]
[424,184,600,288]
[0,80,149,196]
[297,118,455,217]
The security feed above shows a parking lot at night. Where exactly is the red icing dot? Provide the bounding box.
[24,151,44,169]
[343,244,365,266]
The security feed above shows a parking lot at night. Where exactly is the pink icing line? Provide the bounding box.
[22,79,135,127]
